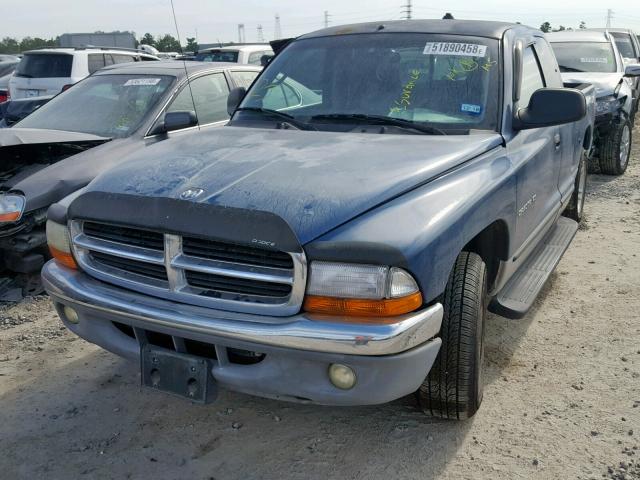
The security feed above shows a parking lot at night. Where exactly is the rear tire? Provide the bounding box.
[599,118,632,175]
[563,150,587,223]
[417,251,487,420]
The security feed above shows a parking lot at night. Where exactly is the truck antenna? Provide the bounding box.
[170,0,200,130]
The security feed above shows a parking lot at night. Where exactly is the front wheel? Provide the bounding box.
[563,151,588,223]
[417,251,487,420]
[599,118,632,175]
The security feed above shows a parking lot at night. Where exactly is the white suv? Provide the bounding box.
[8,47,159,99]
[195,45,273,65]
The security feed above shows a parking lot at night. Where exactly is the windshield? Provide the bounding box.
[196,50,239,62]
[17,74,174,138]
[551,42,617,73]
[238,33,501,133]
[16,53,73,78]
[610,33,636,59]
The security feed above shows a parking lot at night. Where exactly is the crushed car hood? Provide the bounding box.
[88,126,502,244]
[561,72,624,97]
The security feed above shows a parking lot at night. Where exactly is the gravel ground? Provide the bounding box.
[0,126,639,480]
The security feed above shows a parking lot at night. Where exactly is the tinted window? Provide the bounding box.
[167,73,230,125]
[551,42,617,73]
[195,50,239,63]
[611,33,637,59]
[18,74,174,138]
[16,53,73,78]
[241,33,501,132]
[88,54,106,73]
[230,70,259,89]
[520,47,545,107]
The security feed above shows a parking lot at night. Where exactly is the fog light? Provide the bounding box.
[328,363,356,390]
[63,305,79,324]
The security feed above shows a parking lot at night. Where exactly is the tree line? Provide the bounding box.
[0,32,198,54]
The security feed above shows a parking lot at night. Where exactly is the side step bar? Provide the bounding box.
[489,217,578,319]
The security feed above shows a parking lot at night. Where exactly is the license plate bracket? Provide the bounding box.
[141,345,217,404]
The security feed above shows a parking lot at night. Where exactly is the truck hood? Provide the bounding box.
[0,128,109,147]
[560,72,624,97]
[88,126,502,245]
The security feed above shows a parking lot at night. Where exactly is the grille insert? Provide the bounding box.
[83,222,164,250]
[91,251,168,281]
[182,236,294,269]
[186,271,292,298]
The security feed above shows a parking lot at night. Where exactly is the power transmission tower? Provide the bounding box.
[606,9,614,28]
[257,24,264,43]
[275,14,282,39]
[238,24,245,43]
[324,11,331,28]
[401,0,412,20]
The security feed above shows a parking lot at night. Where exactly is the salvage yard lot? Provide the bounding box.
[1,126,639,480]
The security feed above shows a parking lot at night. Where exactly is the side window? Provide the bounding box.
[534,39,562,88]
[166,73,230,125]
[103,54,114,67]
[230,70,259,89]
[247,51,263,65]
[88,54,105,74]
[520,47,545,108]
[112,54,136,64]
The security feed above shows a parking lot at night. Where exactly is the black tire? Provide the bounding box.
[417,251,487,420]
[563,150,588,223]
[599,118,632,175]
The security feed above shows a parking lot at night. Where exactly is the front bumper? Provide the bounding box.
[43,261,443,405]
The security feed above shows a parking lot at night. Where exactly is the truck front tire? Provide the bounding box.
[599,118,632,175]
[417,251,487,420]
[563,150,587,223]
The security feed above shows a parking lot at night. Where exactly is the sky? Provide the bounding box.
[4,0,640,44]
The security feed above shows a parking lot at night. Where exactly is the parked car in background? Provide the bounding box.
[0,61,261,295]
[0,55,20,103]
[549,31,640,175]
[8,47,160,100]
[590,28,640,119]
[0,95,52,128]
[43,20,593,420]
[195,45,273,65]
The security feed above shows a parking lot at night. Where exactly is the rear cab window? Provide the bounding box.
[15,53,73,78]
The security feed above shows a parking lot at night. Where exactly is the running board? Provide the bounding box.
[489,217,578,319]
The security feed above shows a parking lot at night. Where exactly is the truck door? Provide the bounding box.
[507,44,563,249]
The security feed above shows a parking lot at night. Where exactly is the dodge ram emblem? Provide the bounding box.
[180,188,205,200]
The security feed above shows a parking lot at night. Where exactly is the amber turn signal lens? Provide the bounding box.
[303,292,423,321]
[49,246,78,270]
[0,212,21,222]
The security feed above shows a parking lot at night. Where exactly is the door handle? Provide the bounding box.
[554,133,561,150]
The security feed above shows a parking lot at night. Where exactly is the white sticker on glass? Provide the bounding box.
[579,57,608,63]
[423,42,487,57]
[123,78,162,86]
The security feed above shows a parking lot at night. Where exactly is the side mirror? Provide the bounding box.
[514,88,586,130]
[227,86,246,117]
[162,110,198,133]
[624,64,640,77]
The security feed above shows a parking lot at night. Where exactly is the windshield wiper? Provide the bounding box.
[235,107,315,131]
[559,66,585,73]
[310,113,446,135]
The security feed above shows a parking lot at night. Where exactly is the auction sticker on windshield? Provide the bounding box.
[123,78,162,87]
[580,57,608,63]
[423,42,487,57]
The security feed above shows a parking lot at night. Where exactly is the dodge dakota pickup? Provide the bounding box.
[43,20,595,420]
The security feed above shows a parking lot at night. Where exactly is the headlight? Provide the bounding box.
[595,95,620,116]
[0,194,26,223]
[46,220,77,269]
[303,261,422,319]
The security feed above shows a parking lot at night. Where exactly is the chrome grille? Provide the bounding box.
[70,220,306,316]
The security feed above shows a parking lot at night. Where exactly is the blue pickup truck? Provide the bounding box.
[42,20,595,420]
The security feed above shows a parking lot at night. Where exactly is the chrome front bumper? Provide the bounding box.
[42,261,443,356]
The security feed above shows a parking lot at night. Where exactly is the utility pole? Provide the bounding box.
[274,14,282,39]
[257,24,264,43]
[324,10,331,28]
[402,0,412,20]
[606,9,614,28]
[238,24,245,43]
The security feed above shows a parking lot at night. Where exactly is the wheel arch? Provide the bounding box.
[462,219,510,292]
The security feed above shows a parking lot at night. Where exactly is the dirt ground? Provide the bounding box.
[1,127,639,480]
